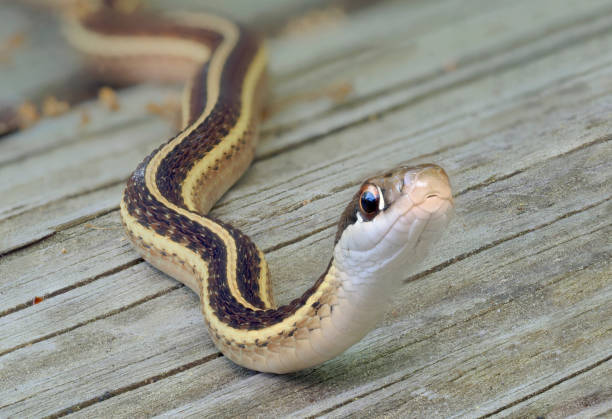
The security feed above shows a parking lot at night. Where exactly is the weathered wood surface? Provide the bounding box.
[1,0,611,417]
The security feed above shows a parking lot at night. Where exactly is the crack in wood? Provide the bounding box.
[455,134,612,198]
[0,116,154,170]
[0,276,177,358]
[493,221,611,274]
[0,230,56,259]
[0,205,121,258]
[306,356,444,418]
[404,196,612,285]
[478,354,612,418]
[42,352,223,419]
[264,222,336,253]
[0,259,142,319]
[0,179,126,227]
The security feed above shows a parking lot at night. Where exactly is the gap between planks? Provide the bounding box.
[42,353,223,419]
[477,356,612,418]
[307,356,612,419]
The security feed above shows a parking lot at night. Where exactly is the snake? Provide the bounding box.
[63,7,454,374]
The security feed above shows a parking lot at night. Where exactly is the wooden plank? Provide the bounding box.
[0,210,137,315]
[0,86,178,254]
[0,262,175,354]
[0,182,123,255]
[0,290,215,418]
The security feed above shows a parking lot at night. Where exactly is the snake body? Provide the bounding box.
[65,8,454,374]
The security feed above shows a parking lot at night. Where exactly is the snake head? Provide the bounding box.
[334,164,454,284]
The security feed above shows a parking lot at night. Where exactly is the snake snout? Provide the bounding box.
[403,164,453,210]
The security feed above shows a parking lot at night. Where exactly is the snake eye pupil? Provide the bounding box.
[359,185,380,218]
[361,192,378,213]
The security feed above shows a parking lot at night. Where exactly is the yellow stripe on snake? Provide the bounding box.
[64,7,454,374]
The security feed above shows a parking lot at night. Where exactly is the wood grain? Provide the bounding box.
[0,0,610,417]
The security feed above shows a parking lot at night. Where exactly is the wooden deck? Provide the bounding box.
[1,0,611,417]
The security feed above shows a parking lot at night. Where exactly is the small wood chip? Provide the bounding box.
[444,60,458,72]
[80,111,91,126]
[0,31,26,63]
[42,96,70,117]
[280,6,346,37]
[98,86,120,111]
[146,96,181,128]
[17,101,39,129]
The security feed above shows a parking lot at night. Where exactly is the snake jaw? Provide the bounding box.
[335,164,453,285]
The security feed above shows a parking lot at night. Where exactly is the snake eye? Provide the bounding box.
[359,184,381,219]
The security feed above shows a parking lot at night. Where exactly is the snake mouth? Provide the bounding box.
[382,165,454,252]
[357,179,453,255]
[402,164,453,208]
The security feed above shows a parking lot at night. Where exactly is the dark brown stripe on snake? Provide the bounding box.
[155,28,259,208]
[124,168,332,328]
[186,64,207,128]
[124,160,263,311]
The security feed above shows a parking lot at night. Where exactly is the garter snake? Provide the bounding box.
[64,8,454,374]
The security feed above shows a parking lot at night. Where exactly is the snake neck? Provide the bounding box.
[198,255,394,374]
